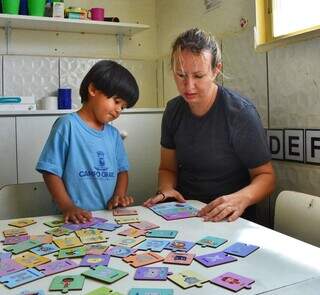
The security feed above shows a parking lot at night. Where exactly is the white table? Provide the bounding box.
[0,200,320,294]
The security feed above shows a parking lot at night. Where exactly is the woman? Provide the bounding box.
[144,28,275,222]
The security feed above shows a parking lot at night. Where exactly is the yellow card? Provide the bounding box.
[14,252,51,268]
[114,215,140,224]
[112,236,146,248]
[3,228,28,237]
[54,236,83,249]
[8,219,36,228]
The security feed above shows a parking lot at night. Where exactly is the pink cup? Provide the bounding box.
[89,7,104,21]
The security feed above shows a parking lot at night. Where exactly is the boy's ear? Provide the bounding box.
[88,83,97,97]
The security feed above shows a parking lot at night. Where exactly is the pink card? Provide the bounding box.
[211,272,255,292]
[36,258,78,276]
[130,221,159,231]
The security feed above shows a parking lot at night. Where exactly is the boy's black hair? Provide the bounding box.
[79,60,139,108]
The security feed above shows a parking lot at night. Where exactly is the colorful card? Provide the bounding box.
[55,246,86,259]
[123,252,164,268]
[163,252,195,265]
[130,221,159,230]
[3,228,27,237]
[118,227,147,238]
[113,208,138,216]
[150,202,198,220]
[17,290,45,295]
[128,289,173,295]
[85,286,124,295]
[114,215,140,224]
[62,217,107,231]
[168,270,208,289]
[44,218,65,228]
[134,266,172,280]
[75,229,108,244]
[49,274,85,293]
[0,259,26,276]
[3,235,30,245]
[4,239,43,255]
[91,222,122,231]
[36,258,78,276]
[195,251,237,267]
[223,242,259,257]
[45,226,73,237]
[112,236,146,248]
[105,246,137,258]
[0,268,44,288]
[165,239,195,252]
[30,243,59,256]
[137,239,170,252]
[80,254,110,267]
[82,265,128,284]
[30,234,53,244]
[14,252,51,268]
[146,229,178,239]
[8,219,36,228]
[84,243,109,255]
[53,236,83,249]
[210,272,255,292]
[196,236,228,248]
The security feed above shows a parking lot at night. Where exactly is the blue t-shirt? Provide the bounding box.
[36,113,129,211]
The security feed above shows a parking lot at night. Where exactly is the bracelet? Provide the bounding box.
[156,190,166,201]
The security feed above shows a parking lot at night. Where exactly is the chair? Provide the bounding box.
[0,182,56,219]
[274,190,320,247]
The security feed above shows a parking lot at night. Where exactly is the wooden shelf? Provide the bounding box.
[0,14,149,36]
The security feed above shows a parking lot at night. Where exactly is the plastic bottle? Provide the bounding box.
[44,0,53,17]
[52,0,64,18]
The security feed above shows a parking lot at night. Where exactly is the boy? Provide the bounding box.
[36,60,139,224]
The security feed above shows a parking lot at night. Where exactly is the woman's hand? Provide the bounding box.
[143,189,186,207]
[197,193,250,222]
[62,206,92,224]
[108,195,134,210]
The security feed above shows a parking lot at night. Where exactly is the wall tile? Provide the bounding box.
[3,55,59,107]
[60,57,100,108]
[222,29,268,127]
[269,37,320,128]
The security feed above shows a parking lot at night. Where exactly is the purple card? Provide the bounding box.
[91,222,122,231]
[223,242,259,257]
[165,240,195,252]
[79,254,110,267]
[195,251,237,267]
[3,235,30,245]
[211,272,255,292]
[134,267,171,280]
[63,217,108,230]
[105,246,136,258]
[0,252,12,261]
[0,259,26,276]
[36,258,78,276]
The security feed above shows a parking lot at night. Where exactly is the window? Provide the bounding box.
[255,0,320,51]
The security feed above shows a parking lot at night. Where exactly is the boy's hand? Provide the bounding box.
[108,195,134,210]
[62,206,92,224]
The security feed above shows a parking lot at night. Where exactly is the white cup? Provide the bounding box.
[41,96,58,110]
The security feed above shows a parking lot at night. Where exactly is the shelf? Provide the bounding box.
[0,14,149,36]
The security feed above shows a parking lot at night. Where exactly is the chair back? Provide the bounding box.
[0,182,55,219]
[274,190,320,247]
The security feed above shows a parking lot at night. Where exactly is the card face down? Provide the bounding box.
[223,242,259,257]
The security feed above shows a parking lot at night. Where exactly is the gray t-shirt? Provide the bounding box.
[161,85,271,204]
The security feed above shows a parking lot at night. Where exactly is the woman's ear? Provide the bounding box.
[88,83,97,97]
[213,62,222,77]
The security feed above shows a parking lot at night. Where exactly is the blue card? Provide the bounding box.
[128,288,173,295]
[165,239,195,252]
[91,222,121,231]
[196,236,227,248]
[137,239,170,252]
[223,242,259,257]
[18,290,45,295]
[146,230,178,239]
[195,251,237,267]
[0,268,44,288]
[30,243,59,256]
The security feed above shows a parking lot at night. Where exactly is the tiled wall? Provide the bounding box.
[1,55,158,108]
